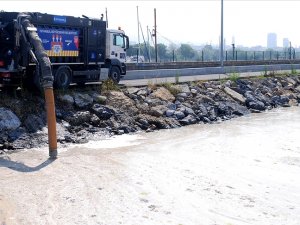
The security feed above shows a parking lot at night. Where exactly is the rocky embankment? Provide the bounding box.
[1,75,300,153]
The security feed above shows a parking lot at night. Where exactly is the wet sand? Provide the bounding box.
[1,107,300,225]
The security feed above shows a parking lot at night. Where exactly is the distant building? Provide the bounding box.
[283,38,289,48]
[267,33,277,49]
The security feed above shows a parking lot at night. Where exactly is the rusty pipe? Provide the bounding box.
[18,13,58,158]
[44,87,57,159]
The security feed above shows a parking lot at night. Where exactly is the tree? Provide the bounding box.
[177,44,196,61]
[157,43,168,62]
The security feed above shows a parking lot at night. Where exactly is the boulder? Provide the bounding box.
[165,109,175,117]
[92,93,107,104]
[24,114,45,133]
[137,89,148,96]
[0,108,21,132]
[247,101,266,111]
[127,87,140,95]
[286,77,297,86]
[66,111,92,126]
[92,104,115,120]
[177,84,191,93]
[191,88,198,95]
[167,103,177,110]
[179,115,197,125]
[74,93,93,108]
[152,87,175,102]
[149,105,167,117]
[223,87,246,104]
[107,91,138,115]
[58,94,74,106]
[271,95,290,107]
[176,92,188,99]
[197,94,216,104]
[174,111,185,120]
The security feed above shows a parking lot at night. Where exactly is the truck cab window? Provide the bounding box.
[113,34,124,48]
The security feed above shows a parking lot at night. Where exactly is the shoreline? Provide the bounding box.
[0,74,299,154]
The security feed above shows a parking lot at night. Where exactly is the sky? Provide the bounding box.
[1,0,300,48]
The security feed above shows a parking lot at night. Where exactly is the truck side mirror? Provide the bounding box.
[125,35,129,50]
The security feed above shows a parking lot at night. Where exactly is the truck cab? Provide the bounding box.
[105,28,129,82]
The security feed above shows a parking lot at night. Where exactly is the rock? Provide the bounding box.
[58,94,74,106]
[176,92,188,99]
[24,114,45,133]
[191,88,198,95]
[179,115,197,125]
[271,95,290,107]
[247,101,266,111]
[224,80,232,87]
[152,87,175,102]
[92,104,115,120]
[92,93,107,104]
[174,111,185,120]
[74,93,93,108]
[67,111,92,126]
[0,108,21,132]
[177,84,191,93]
[184,107,195,116]
[127,87,140,95]
[7,127,27,142]
[195,104,209,117]
[90,114,101,126]
[107,91,138,115]
[197,94,216,104]
[137,89,148,96]
[137,114,179,129]
[218,102,249,117]
[295,86,300,92]
[223,87,246,104]
[286,77,297,86]
[165,109,175,117]
[149,105,167,117]
[167,103,177,110]
[207,106,218,121]
[289,99,298,106]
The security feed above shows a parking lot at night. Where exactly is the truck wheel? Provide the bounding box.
[54,66,72,89]
[109,66,121,84]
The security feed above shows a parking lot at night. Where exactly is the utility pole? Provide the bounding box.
[154,8,158,63]
[147,25,151,62]
[105,8,108,28]
[137,6,141,63]
[220,0,224,68]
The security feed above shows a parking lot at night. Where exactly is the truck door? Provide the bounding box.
[87,27,105,64]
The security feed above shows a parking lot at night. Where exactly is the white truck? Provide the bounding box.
[0,11,129,89]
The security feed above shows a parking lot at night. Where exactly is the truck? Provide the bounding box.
[0,11,129,89]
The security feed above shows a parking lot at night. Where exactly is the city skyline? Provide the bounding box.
[1,1,300,48]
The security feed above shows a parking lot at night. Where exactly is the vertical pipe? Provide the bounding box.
[220,0,224,68]
[105,8,108,28]
[45,88,57,158]
[173,50,175,62]
[137,6,141,60]
[154,8,158,63]
[147,25,151,62]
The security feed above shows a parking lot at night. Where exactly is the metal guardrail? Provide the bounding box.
[124,63,300,80]
[126,59,300,71]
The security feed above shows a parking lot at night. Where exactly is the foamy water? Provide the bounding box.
[1,107,300,225]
